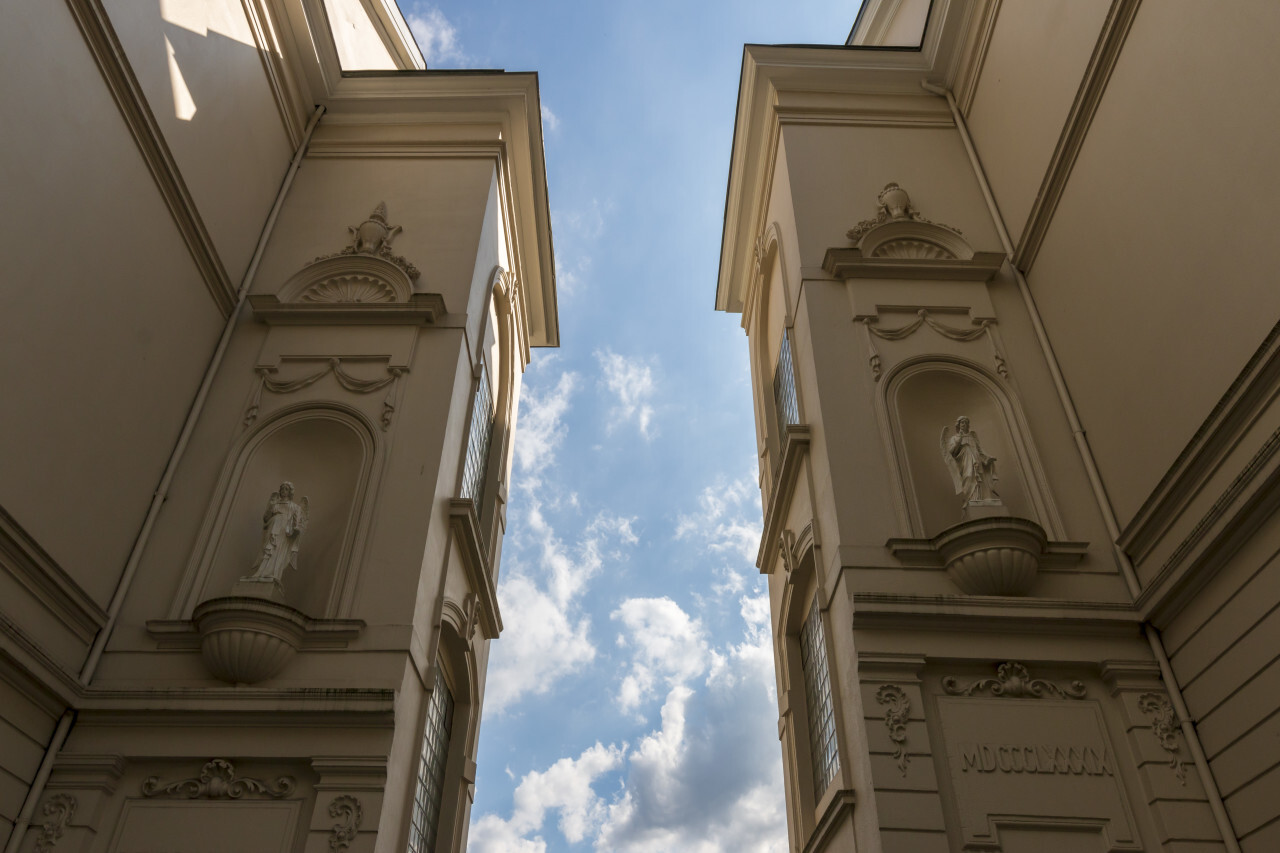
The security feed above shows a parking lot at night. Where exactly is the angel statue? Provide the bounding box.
[940,416,1000,505]
[244,481,309,584]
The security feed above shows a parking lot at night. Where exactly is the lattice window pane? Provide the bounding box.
[408,667,455,853]
[773,329,800,442]
[800,596,839,798]
[461,363,494,504]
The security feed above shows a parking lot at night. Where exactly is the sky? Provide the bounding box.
[399,3,861,850]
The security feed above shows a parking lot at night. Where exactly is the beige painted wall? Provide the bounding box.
[0,0,224,605]
[103,0,294,287]
[966,0,1112,246]
[1028,0,1280,525]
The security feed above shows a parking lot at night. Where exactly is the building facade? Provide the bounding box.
[0,1,556,851]
[718,1,1280,851]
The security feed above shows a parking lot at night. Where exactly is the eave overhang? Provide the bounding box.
[261,1,560,347]
[715,0,980,316]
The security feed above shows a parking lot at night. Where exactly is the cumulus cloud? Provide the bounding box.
[470,743,627,853]
[675,473,762,564]
[597,350,658,438]
[407,7,466,67]
[612,598,710,713]
[474,592,786,853]
[489,366,644,712]
[514,370,577,489]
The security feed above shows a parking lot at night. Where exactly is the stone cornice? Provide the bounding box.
[823,249,1005,281]
[717,0,991,317]
[65,0,236,315]
[248,293,447,325]
[850,591,1140,635]
[0,507,107,647]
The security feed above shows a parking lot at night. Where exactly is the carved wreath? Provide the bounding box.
[942,662,1086,700]
[875,685,911,775]
[142,759,295,799]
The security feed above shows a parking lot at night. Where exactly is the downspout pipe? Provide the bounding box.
[920,79,1241,852]
[3,103,326,853]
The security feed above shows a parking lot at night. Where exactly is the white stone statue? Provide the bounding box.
[940,416,1000,505]
[243,482,309,584]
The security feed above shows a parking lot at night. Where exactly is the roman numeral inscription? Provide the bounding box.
[959,743,1113,776]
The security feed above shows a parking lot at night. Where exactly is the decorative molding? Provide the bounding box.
[1137,692,1188,785]
[942,662,1087,700]
[858,309,1008,382]
[64,0,235,314]
[328,795,363,851]
[34,793,76,852]
[448,500,503,639]
[0,505,107,645]
[756,426,811,572]
[824,248,1004,282]
[141,759,294,799]
[875,685,910,776]
[1013,0,1143,271]
[146,605,364,651]
[845,184,965,250]
[316,202,419,280]
[242,359,407,430]
[249,291,447,326]
[951,0,1002,116]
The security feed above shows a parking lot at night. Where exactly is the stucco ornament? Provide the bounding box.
[941,416,1000,505]
[943,662,1086,700]
[311,201,420,280]
[1138,692,1188,785]
[875,685,911,776]
[328,795,363,851]
[34,794,76,852]
[142,759,295,799]
[244,482,309,585]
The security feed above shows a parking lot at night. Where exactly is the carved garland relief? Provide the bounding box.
[328,795,363,851]
[1137,692,1189,785]
[141,759,295,799]
[942,662,1087,701]
[244,360,408,431]
[34,794,76,852]
[875,685,911,776]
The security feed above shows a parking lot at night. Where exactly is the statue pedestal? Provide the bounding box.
[231,577,286,603]
[961,500,1006,522]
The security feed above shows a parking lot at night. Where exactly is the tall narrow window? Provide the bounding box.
[461,363,494,505]
[800,596,838,798]
[408,667,455,853]
[773,329,799,441]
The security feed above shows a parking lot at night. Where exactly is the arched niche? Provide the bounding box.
[884,359,1061,539]
[182,405,377,618]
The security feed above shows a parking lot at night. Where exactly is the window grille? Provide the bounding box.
[800,596,838,798]
[773,330,800,442]
[461,363,494,505]
[408,667,455,853]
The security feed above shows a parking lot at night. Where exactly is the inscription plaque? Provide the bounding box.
[108,800,299,853]
[937,697,1141,851]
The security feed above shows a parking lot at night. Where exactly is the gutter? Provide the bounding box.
[2,103,326,853]
[919,79,1240,852]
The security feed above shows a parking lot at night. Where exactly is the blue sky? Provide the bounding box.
[402,3,861,850]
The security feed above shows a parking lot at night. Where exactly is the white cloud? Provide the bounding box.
[597,350,658,439]
[612,598,710,713]
[407,7,466,67]
[475,593,786,853]
[470,743,626,853]
[541,103,560,132]
[675,473,762,564]
[514,370,578,489]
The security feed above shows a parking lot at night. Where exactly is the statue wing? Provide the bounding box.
[940,426,963,493]
[298,497,310,532]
